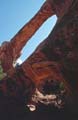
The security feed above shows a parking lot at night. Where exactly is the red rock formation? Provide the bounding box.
[21,0,76,94]
[0,0,78,118]
[21,0,78,108]
[0,1,53,76]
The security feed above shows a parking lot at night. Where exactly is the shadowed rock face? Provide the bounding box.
[0,0,78,119]
[22,0,78,90]
[21,0,78,111]
[47,0,73,17]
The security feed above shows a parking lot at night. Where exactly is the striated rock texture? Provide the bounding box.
[0,0,78,119]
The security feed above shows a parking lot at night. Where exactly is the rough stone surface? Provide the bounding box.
[0,1,53,77]
[0,0,78,119]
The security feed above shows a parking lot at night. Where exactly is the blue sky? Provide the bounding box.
[0,0,57,62]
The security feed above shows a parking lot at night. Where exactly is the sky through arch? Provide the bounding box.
[0,0,57,63]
